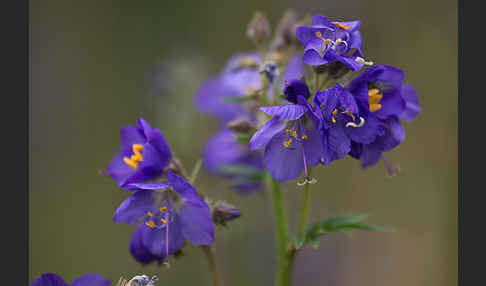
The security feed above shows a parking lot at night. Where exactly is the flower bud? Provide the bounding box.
[227,117,257,134]
[283,79,310,103]
[212,201,242,226]
[247,11,271,46]
[270,10,298,51]
[260,61,280,83]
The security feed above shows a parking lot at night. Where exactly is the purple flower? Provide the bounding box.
[114,170,214,264]
[314,83,364,164]
[203,129,264,194]
[249,80,323,183]
[194,52,261,124]
[106,118,172,189]
[31,273,110,286]
[296,14,366,71]
[344,65,421,168]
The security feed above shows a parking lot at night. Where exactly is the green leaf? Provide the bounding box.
[294,215,392,250]
[222,95,257,103]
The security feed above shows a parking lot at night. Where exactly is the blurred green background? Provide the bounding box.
[30,0,457,285]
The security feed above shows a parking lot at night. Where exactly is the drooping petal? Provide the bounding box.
[167,170,203,204]
[142,214,185,258]
[348,141,363,159]
[136,117,153,138]
[113,190,158,225]
[264,131,304,181]
[360,143,383,169]
[398,84,421,122]
[375,116,405,152]
[249,117,286,151]
[178,201,215,245]
[71,274,110,286]
[259,104,307,120]
[31,273,68,286]
[130,223,159,264]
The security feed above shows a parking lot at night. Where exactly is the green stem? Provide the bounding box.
[267,174,293,286]
[201,245,222,286]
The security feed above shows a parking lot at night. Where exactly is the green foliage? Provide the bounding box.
[294,215,391,250]
[222,94,257,103]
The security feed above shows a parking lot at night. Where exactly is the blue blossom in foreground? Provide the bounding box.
[345,65,421,169]
[313,83,364,165]
[296,14,368,71]
[203,129,264,193]
[106,118,172,189]
[249,80,323,183]
[114,170,214,265]
[31,273,110,286]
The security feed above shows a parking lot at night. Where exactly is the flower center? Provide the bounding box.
[145,206,171,229]
[368,88,383,112]
[123,144,144,170]
[283,127,308,148]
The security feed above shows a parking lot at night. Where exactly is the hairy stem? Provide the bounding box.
[268,175,293,286]
[201,245,222,286]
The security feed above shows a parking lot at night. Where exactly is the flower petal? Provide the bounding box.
[120,126,145,154]
[361,143,383,169]
[264,131,304,181]
[375,116,405,151]
[31,273,68,286]
[282,53,306,85]
[373,90,406,119]
[179,201,215,245]
[106,152,135,185]
[71,274,110,286]
[142,214,185,258]
[249,117,285,151]
[398,84,421,122]
[167,170,202,204]
[345,113,384,144]
[130,223,159,264]
[120,144,166,187]
[259,104,307,120]
[113,190,158,225]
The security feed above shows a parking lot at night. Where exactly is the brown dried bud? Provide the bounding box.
[227,117,257,134]
[212,201,242,226]
[270,10,298,51]
[247,11,271,45]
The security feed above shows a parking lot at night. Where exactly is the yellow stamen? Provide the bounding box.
[315,31,323,38]
[331,117,336,124]
[123,157,138,170]
[159,207,167,212]
[368,88,383,112]
[283,138,293,148]
[160,218,167,224]
[335,39,342,45]
[286,129,292,135]
[369,103,382,112]
[292,131,297,138]
[345,110,356,121]
[123,144,144,170]
[324,39,331,44]
[301,135,308,140]
[334,22,350,30]
[332,109,338,115]
[147,212,153,217]
[145,221,156,228]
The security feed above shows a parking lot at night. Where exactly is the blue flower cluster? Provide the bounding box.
[196,13,421,184]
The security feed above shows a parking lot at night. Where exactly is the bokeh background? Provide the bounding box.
[30,0,457,285]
